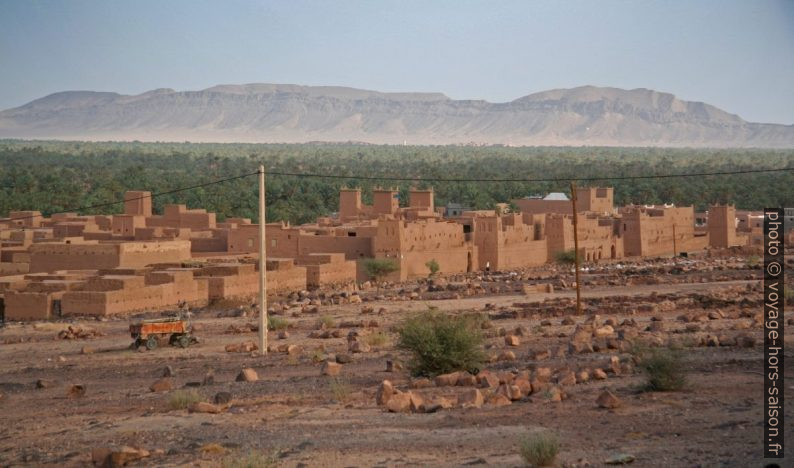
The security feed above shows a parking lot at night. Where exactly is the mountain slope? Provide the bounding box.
[1,84,792,147]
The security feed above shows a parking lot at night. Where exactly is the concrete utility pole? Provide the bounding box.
[570,182,583,315]
[258,165,268,355]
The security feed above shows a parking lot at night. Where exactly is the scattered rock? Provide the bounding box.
[593,368,608,380]
[556,370,576,386]
[457,372,478,386]
[376,380,394,406]
[487,393,512,406]
[409,392,425,412]
[504,335,520,347]
[107,446,150,466]
[162,366,175,378]
[545,386,563,402]
[534,367,552,382]
[459,388,484,408]
[735,333,756,348]
[410,378,433,389]
[214,391,232,405]
[385,391,412,412]
[236,368,258,382]
[385,360,403,372]
[497,350,516,362]
[202,370,215,386]
[58,325,103,340]
[335,353,353,364]
[188,402,223,414]
[68,384,86,398]
[605,453,636,465]
[321,361,342,376]
[150,378,173,393]
[348,341,371,353]
[596,390,621,409]
[435,372,460,387]
[36,379,53,389]
[477,370,501,388]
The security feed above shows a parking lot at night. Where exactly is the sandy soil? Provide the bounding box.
[0,256,791,467]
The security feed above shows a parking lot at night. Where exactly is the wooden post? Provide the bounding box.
[570,182,582,315]
[258,165,268,355]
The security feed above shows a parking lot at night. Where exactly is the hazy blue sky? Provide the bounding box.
[1,0,793,123]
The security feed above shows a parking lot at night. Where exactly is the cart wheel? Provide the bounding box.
[146,335,158,350]
[178,335,190,348]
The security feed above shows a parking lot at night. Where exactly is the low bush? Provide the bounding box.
[317,315,335,329]
[396,311,485,377]
[328,377,352,403]
[554,249,581,265]
[267,316,289,331]
[222,450,277,468]
[635,345,687,391]
[167,389,203,410]
[365,331,389,347]
[518,431,559,467]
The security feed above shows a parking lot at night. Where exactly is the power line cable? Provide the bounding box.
[3,166,792,223]
[266,166,794,182]
[5,171,258,222]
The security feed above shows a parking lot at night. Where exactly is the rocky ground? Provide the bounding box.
[0,254,792,467]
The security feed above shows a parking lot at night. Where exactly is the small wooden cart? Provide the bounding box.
[130,317,193,350]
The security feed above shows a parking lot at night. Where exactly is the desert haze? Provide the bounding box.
[1,84,792,147]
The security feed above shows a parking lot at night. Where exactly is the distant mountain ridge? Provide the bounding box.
[1,83,792,147]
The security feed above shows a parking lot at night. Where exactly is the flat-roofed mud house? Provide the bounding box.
[0,185,754,321]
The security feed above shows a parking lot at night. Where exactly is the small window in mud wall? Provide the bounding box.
[348,232,357,237]
[247,238,254,248]
[271,239,277,247]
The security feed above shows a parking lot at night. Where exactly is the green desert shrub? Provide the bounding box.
[363,258,399,284]
[267,316,289,331]
[518,431,559,467]
[636,346,687,391]
[554,249,581,265]
[397,311,485,377]
[222,450,277,468]
[317,315,335,329]
[365,331,389,347]
[328,377,352,403]
[425,258,440,276]
[167,389,203,410]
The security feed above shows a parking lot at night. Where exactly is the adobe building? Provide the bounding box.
[513,187,615,216]
[454,211,547,270]
[372,217,475,280]
[28,240,192,273]
[545,213,624,262]
[707,205,742,249]
[0,186,763,321]
[619,205,708,257]
[60,269,208,317]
